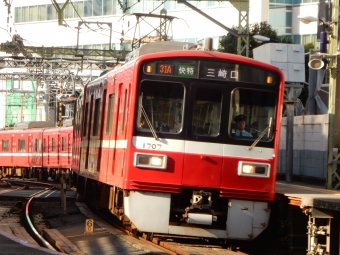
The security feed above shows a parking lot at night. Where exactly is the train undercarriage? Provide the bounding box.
[76,175,271,241]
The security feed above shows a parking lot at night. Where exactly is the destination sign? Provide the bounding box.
[203,67,239,80]
[143,59,277,85]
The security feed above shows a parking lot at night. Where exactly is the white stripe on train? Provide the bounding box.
[80,136,275,159]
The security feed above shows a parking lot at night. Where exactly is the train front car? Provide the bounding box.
[76,42,285,241]
[124,48,284,240]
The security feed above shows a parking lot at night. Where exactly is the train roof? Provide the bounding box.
[125,41,196,62]
[12,121,54,130]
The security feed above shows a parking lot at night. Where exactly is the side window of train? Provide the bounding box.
[192,88,222,137]
[18,139,25,152]
[92,98,101,136]
[35,138,40,152]
[2,139,9,152]
[230,88,276,141]
[43,138,46,152]
[106,93,115,135]
[62,137,65,151]
[137,80,184,134]
[83,102,89,137]
[121,88,128,135]
[52,138,55,152]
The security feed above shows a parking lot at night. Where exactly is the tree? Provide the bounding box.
[218,21,292,58]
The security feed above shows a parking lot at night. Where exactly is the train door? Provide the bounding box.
[104,92,116,184]
[183,83,224,187]
[80,95,93,172]
[87,91,103,176]
[113,83,129,180]
[95,89,106,174]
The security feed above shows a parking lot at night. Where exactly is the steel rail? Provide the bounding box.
[11,180,59,251]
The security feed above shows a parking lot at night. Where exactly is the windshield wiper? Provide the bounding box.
[248,117,272,151]
[140,104,158,140]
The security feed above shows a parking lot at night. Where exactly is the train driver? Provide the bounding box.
[234,114,253,137]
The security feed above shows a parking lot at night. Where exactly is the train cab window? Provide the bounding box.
[106,94,115,135]
[18,139,26,152]
[35,138,40,152]
[62,137,65,151]
[52,138,55,152]
[230,88,276,141]
[2,139,9,152]
[137,80,184,134]
[192,88,222,136]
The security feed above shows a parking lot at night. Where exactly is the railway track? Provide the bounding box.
[0,180,306,255]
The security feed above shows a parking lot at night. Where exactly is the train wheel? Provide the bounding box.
[141,232,154,241]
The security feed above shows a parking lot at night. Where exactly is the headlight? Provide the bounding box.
[134,153,167,170]
[238,161,270,177]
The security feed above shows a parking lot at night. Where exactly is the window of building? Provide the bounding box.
[103,0,113,15]
[302,34,318,48]
[2,140,9,152]
[93,0,103,16]
[14,0,228,23]
[38,5,47,21]
[84,1,93,17]
[47,4,58,20]
[65,3,74,19]
[15,8,22,23]
[269,9,292,27]
[269,0,293,3]
[29,6,38,22]
[22,6,29,22]
[74,2,84,16]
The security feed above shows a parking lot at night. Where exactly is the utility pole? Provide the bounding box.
[326,2,340,189]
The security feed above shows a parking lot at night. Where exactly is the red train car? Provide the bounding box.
[0,121,73,179]
[73,41,285,240]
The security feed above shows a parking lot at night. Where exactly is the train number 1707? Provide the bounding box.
[142,143,162,150]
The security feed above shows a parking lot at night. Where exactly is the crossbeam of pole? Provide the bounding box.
[0,72,94,85]
[0,44,128,60]
[0,58,117,71]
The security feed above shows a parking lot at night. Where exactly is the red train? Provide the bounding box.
[0,121,72,180]
[0,41,285,241]
[72,41,285,240]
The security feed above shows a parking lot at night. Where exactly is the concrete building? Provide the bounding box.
[1,0,321,51]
